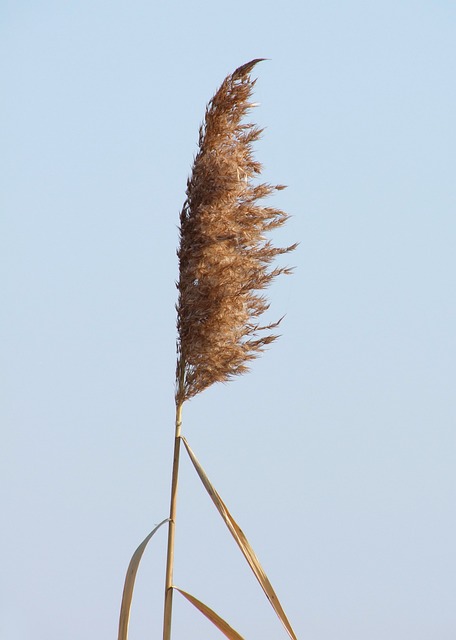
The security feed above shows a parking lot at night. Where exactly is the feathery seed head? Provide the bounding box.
[175,59,296,404]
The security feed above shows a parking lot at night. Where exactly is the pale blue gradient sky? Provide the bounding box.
[1,1,455,639]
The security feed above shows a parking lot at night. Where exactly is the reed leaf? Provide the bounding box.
[181,437,298,640]
[118,518,169,640]
[174,587,245,640]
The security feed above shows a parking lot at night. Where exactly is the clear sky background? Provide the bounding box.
[1,1,455,639]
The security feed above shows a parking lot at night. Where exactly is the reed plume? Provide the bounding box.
[175,58,297,404]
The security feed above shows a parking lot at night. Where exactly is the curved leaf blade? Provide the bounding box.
[175,587,245,640]
[118,518,169,640]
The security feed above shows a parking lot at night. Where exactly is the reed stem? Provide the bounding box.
[162,398,183,640]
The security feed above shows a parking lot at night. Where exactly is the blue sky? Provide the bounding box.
[1,1,455,639]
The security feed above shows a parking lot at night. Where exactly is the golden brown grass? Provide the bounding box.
[117,59,297,640]
[164,58,297,640]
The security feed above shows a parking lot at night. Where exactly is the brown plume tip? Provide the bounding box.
[232,58,266,78]
[175,60,295,404]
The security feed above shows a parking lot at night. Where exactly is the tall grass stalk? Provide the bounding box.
[162,400,183,640]
[162,58,296,640]
[117,59,297,640]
